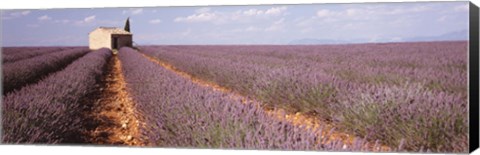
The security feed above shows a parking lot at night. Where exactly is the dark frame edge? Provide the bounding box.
[469,1,480,153]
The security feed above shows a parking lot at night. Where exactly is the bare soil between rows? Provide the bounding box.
[84,54,146,146]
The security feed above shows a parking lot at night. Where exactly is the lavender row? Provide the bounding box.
[2,48,90,94]
[1,48,112,144]
[118,47,384,151]
[2,47,81,63]
[2,47,52,55]
[139,42,468,152]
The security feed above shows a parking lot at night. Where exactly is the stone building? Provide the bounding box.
[88,27,132,50]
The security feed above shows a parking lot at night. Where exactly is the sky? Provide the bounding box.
[1,1,470,46]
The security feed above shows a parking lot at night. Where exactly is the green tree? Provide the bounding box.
[124,17,130,32]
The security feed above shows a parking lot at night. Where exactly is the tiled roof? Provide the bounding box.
[94,27,132,35]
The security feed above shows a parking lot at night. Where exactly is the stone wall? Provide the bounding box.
[89,30,111,50]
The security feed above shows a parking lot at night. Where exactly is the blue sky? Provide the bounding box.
[1,1,469,46]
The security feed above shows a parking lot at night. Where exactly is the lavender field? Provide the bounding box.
[138,41,468,152]
[1,41,469,153]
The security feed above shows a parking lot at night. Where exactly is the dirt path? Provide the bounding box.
[87,55,146,146]
[141,53,391,151]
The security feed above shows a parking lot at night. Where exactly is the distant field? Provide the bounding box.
[1,41,469,153]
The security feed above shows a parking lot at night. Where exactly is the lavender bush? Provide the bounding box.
[139,41,468,152]
[2,48,112,144]
[2,47,89,94]
[2,47,80,63]
[2,47,50,56]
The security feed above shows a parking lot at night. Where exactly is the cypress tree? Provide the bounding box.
[124,17,130,32]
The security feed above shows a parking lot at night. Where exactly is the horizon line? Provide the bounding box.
[1,39,468,48]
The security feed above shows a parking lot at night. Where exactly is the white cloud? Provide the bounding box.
[174,12,217,23]
[149,19,162,24]
[13,10,31,16]
[316,9,332,17]
[174,6,287,25]
[131,9,143,15]
[195,8,211,13]
[20,11,30,15]
[316,8,368,19]
[265,6,287,16]
[54,19,70,24]
[242,6,287,16]
[84,15,95,23]
[454,4,468,12]
[3,10,31,20]
[298,4,439,29]
[123,8,143,15]
[243,9,263,16]
[37,15,52,21]
[315,4,433,20]
[72,15,101,26]
[386,5,432,15]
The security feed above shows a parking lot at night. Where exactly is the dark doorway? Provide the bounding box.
[112,37,118,49]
